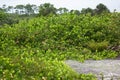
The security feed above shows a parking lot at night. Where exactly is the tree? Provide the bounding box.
[95,3,110,14]
[15,5,25,14]
[70,10,80,15]
[25,4,34,15]
[81,8,93,14]
[0,11,9,25]
[31,4,39,14]
[0,10,19,26]
[7,6,14,13]
[2,4,7,12]
[57,7,68,14]
[39,3,56,16]
[15,10,19,14]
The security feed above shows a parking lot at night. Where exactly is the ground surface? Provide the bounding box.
[65,59,120,80]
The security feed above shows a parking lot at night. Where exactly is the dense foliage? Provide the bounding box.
[0,11,19,26]
[0,12,120,79]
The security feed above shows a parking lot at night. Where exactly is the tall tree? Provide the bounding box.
[25,4,34,15]
[2,4,7,12]
[7,6,14,13]
[95,3,110,14]
[31,4,39,14]
[15,5,24,14]
[39,3,56,16]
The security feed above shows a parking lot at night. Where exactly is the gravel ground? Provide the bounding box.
[65,60,120,80]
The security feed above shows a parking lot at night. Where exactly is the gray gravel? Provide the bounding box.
[65,60,120,80]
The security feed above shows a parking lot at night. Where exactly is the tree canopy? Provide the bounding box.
[39,3,57,16]
[96,3,110,14]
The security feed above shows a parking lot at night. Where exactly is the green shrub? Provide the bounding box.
[0,55,84,80]
[0,13,120,79]
[87,40,109,52]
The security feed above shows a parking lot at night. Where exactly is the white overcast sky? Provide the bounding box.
[0,0,120,12]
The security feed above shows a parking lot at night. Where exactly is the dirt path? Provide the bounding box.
[65,60,120,80]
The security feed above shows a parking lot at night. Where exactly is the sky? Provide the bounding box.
[0,0,120,12]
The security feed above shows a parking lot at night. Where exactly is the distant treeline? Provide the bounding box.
[0,3,112,16]
[0,3,117,26]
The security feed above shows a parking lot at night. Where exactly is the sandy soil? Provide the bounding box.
[65,60,120,80]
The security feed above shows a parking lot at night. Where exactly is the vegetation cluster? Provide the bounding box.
[0,3,120,80]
